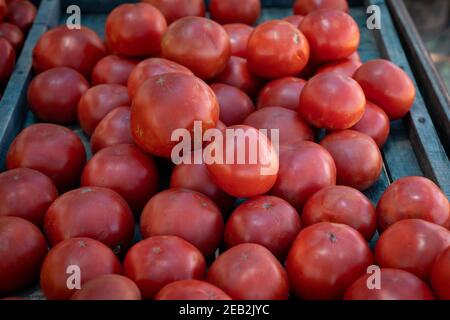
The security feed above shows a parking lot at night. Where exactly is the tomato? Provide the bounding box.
[270,141,336,210]
[375,219,450,281]
[350,101,390,148]
[286,222,374,300]
[161,17,230,80]
[0,38,15,85]
[6,124,86,191]
[40,237,122,300]
[353,59,416,120]
[91,55,139,86]
[223,23,253,59]
[141,0,205,24]
[224,195,301,259]
[155,280,231,300]
[5,0,37,32]
[0,22,24,51]
[208,243,289,299]
[127,57,193,99]
[70,274,141,300]
[78,84,130,136]
[257,77,306,111]
[302,185,376,241]
[293,0,349,15]
[315,57,362,77]
[283,15,305,28]
[431,247,450,300]
[344,268,434,300]
[247,20,309,79]
[243,106,314,146]
[131,73,219,157]
[377,176,450,232]
[105,3,167,57]
[0,168,58,227]
[28,67,89,124]
[0,216,47,293]
[32,26,106,78]
[300,9,359,63]
[209,0,261,25]
[320,130,382,191]
[124,236,206,299]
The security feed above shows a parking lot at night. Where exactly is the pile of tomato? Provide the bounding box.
[0,0,449,301]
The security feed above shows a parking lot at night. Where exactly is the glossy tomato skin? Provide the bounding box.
[344,268,434,300]
[0,216,48,293]
[286,222,374,300]
[283,15,305,28]
[123,236,206,300]
[315,57,362,77]
[6,124,86,191]
[28,67,89,123]
[161,17,231,80]
[91,55,139,86]
[208,243,289,300]
[155,280,231,300]
[302,185,376,241]
[375,219,450,281]
[300,9,359,63]
[141,0,205,24]
[5,0,37,32]
[299,73,366,130]
[71,274,141,300]
[257,77,306,111]
[210,0,261,25]
[40,237,122,300]
[293,0,349,15]
[223,23,254,58]
[431,247,450,300]
[0,22,24,51]
[0,168,58,227]
[0,38,15,85]
[247,20,309,79]
[320,130,382,191]
[353,59,416,120]
[32,25,106,78]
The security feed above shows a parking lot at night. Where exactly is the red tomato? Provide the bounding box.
[283,15,305,28]
[0,22,24,51]
[353,59,416,120]
[377,176,450,232]
[91,55,139,86]
[344,268,434,300]
[0,168,58,227]
[224,195,301,259]
[315,57,362,77]
[131,73,219,157]
[40,237,122,300]
[32,26,106,78]
[5,0,37,32]
[28,67,89,124]
[207,243,289,300]
[320,130,382,191]
[293,0,349,15]
[123,236,206,299]
[209,0,261,25]
[286,222,374,300]
[77,84,130,136]
[71,274,141,300]
[105,3,167,57]
[0,216,47,293]
[6,124,86,191]
[247,20,309,79]
[223,23,253,58]
[0,38,15,85]
[375,219,450,281]
[431,247,450,300]
[155,280,231,300]
[141,0,205,24]
[270,141,336,210]
[257,77,306,111]
[300,9,359,63]
[302,185,376,241]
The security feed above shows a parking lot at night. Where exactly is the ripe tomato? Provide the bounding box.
[91,55,139,86]
[320,130,382,191]
[283,15,305,28]
[32,25,106,78]
[40,237,122,300]
[209,0,261,25]
[0,22,24,51]
[6,124,86,191]
[0,168,58,227]
[28,67,89,124]
[71,274,141,300]
[141,0,205,24]
[293,0,349,15]
[286,222,374,300]
[0,38,15,85]
[161,17,230,80]
[0,216,47,293]
[315,57,362,77]
[123,236,206,299]
[375,219,450,281]
[344,268,434,300]
[223,23,254,58]
[353,59,416,120]
[247,20,309,79]
[5,0,37,32]
[207,243,289,300]
[155,280,231,300]
[302,185,376,241]
[257,77,306,111]
[431,247,450,300]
